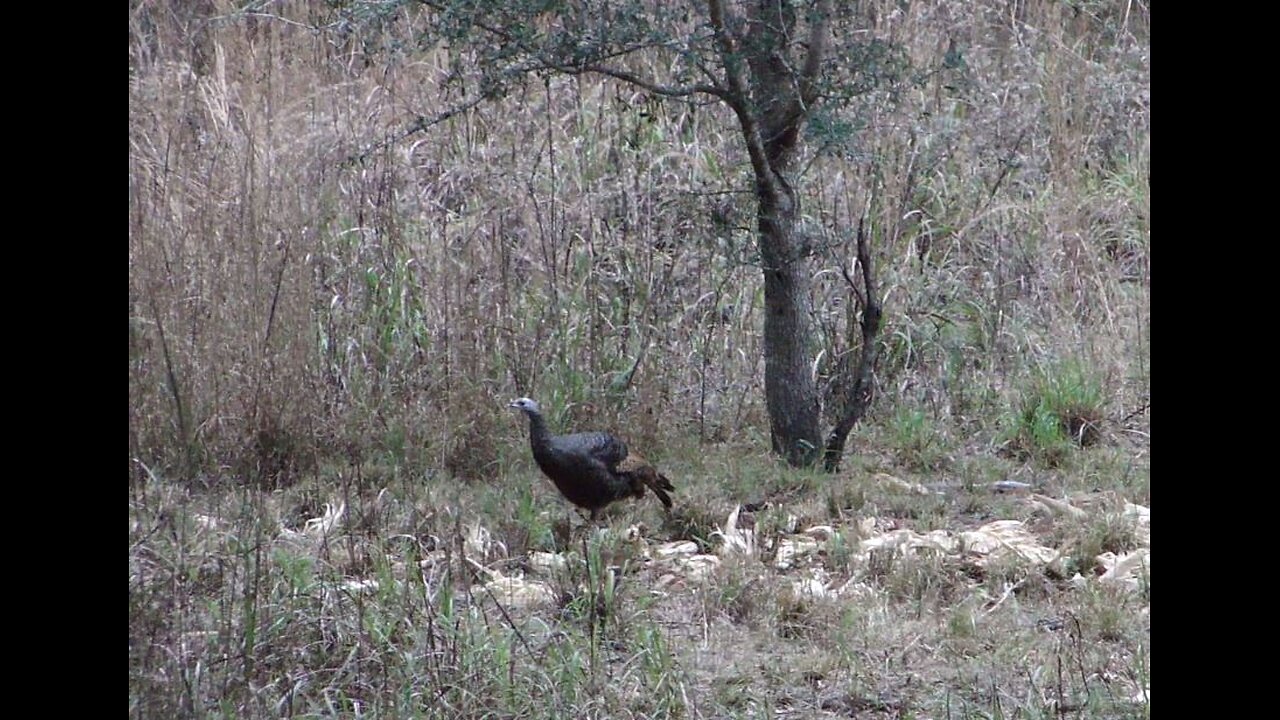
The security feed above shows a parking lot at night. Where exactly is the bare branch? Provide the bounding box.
[345,55,547,165]
[693,54,725,88]
[823,214,883,473]
[577,63,728,100]
[838,255,865,310]
[799,0,833,106]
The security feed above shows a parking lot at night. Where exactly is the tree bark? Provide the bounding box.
[757,179,823,467]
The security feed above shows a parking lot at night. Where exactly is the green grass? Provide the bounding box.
[886,405,949,472]
[1001,358,1107,466]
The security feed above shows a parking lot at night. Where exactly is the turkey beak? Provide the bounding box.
[507,400,521,409]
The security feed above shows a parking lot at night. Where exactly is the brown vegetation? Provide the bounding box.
[130,1,1149,716]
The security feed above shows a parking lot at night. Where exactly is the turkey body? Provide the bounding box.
[509,398,674,520]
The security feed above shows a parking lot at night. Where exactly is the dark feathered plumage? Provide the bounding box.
[508,397,675,520]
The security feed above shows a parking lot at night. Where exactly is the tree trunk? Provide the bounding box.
[758,179,823,467]
[732,0,833,467]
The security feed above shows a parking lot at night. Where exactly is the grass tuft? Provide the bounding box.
[1002,358,1107,465]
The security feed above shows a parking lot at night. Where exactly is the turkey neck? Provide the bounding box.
[524,410,554,457]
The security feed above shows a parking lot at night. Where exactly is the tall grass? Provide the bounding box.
[130,0,1148,485]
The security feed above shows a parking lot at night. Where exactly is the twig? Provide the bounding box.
[1117,399,1150,425]
[983,579,1024,615]
[469,560,537,659]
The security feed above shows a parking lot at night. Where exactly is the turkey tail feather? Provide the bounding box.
[645,473,674,509]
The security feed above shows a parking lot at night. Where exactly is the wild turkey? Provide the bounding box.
[508,397,674,520]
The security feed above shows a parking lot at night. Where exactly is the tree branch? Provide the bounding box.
[417,0,724,100]
[345,54,550,165]
[354,3,732,163]
[577,63,728,100]
[707,0,778,197]
[346,91,491,165]
[823,214,882,473]
[799,0,833,107]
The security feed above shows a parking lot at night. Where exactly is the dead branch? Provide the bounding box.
[822,215,882,472]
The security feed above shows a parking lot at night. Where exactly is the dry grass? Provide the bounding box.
[130,1,1149,716]
[129,443,1149,718]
